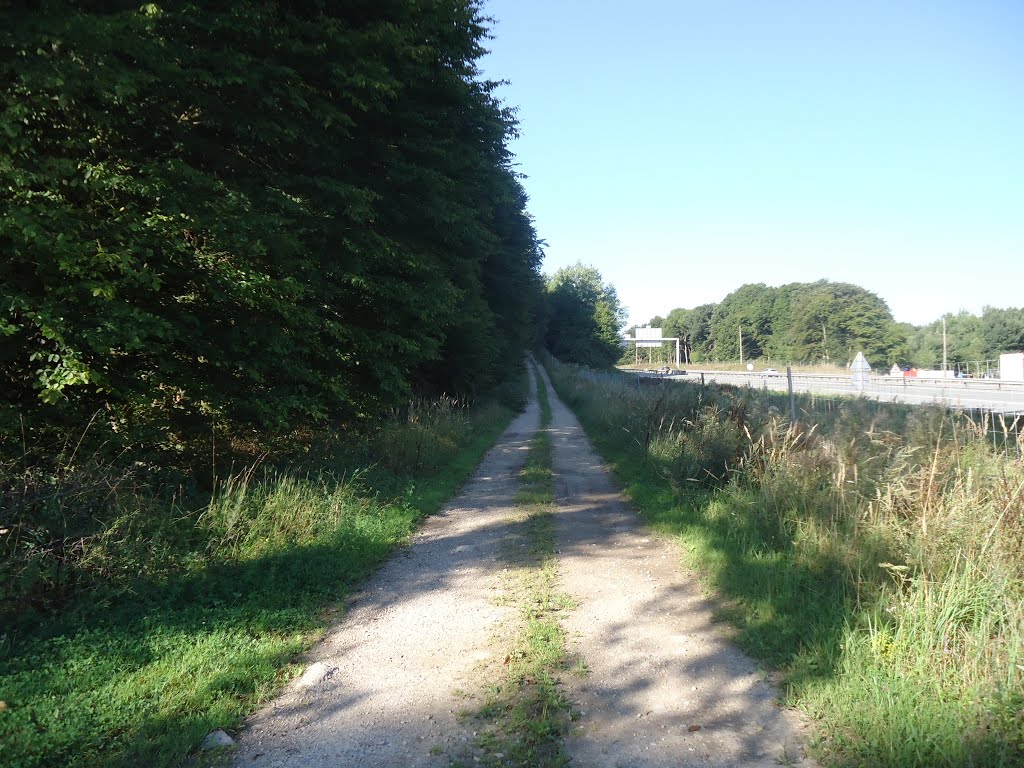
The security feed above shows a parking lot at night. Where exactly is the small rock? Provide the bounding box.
[687,724,701,732]
[297,662,335,689]
[200,730,235,750]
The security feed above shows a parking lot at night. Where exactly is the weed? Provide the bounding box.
[543,352,1023,767]
[0,378,525,768]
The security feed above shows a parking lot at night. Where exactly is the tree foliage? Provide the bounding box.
[662,304,714,363]
[543,263,625,368]
[780,281,896,364]
[661,281,899,366]
[1,0,543,452]
[980,307,1024,356]
[654,281,1024,369]
[708,283,777,361]
[905,307,1024,368]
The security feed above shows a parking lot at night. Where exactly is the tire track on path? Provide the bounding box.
[231,363,817,768]
[540,364,817,768]
[231,377,541,768]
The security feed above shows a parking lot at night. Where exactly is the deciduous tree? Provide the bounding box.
[1,0,543,454]
[543,264,625,368]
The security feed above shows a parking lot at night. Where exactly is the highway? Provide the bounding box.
[635,369,1024,415]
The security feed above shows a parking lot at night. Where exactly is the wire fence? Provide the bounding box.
[627,369,1024,461]
[665,370,1024,413]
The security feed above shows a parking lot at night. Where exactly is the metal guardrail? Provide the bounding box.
[634,370,1024,415]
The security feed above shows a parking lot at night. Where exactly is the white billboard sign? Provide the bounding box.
[635,327,664,349]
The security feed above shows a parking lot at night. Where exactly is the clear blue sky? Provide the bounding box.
[479,0,1024,327]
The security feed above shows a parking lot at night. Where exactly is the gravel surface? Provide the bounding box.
[540,365,816,768]
[231,380,541,768]
[231,366,816,767]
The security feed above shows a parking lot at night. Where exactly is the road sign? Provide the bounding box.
[851,351,871,391]
[635,326,664,349]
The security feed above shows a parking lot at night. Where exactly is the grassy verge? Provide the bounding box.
[0,385,526,768]
[463,365,576,768]
[544,353,1023,768]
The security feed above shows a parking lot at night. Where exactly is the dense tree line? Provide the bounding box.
[902,307,1024,369]
[637,281,1024,368]
[1,0,543,455]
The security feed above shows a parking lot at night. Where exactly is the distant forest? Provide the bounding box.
[634,281,1024,369]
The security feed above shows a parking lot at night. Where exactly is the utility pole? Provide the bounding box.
[787,366,797,427]
[942,315,948,373]
[738,325,743,366]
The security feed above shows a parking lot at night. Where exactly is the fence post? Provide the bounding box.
[787,366,797,426]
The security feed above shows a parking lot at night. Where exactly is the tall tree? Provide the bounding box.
[708,283,775,361]
[543,264,626,368]
[0,0,543,452]
[684,304,716,361]
[783,281,896,365]
[661,306,714,364]
[980,306,1024,357]
[907,311,989,368]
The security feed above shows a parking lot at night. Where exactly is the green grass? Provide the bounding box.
[463,364,576,768]
[543,353,1023,768]
[0,388,525,768]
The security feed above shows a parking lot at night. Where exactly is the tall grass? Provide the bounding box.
[544,353,1023,767]
[0,383,525,768]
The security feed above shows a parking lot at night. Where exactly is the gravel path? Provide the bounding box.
[231,366,815,767]
[540,365,815,768]
[231,379,541,768]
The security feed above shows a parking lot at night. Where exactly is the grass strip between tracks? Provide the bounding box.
[461,365,577,768]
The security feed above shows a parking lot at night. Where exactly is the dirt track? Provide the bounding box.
[540,364,813,767]
[231,364,814,767]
